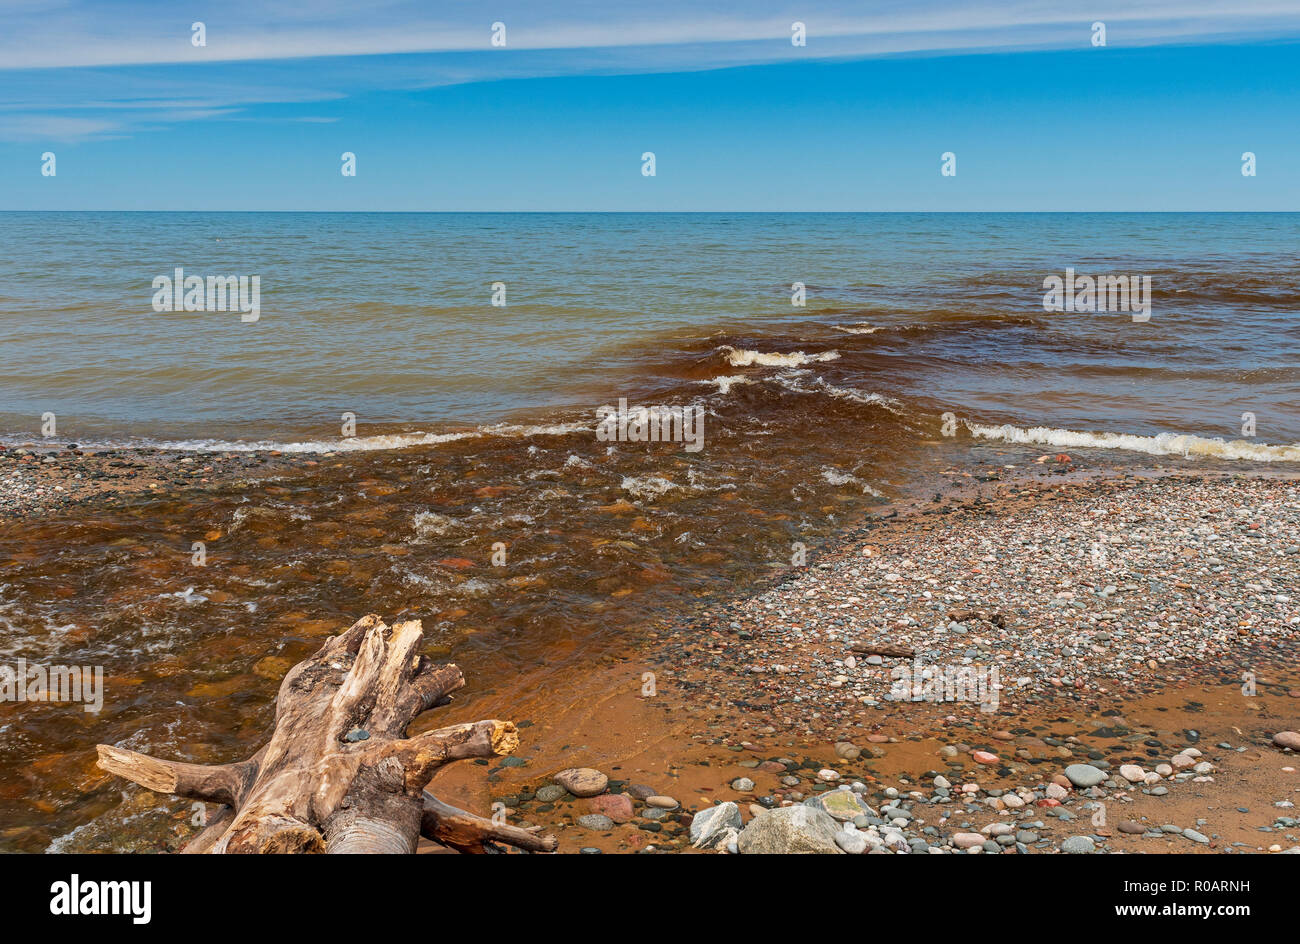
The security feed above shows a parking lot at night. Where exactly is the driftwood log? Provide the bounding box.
[96,614,557,854]
[947,609,1006,627]
[850,642,915,659]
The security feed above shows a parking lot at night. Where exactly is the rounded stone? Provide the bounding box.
[1119,764,1145,783]
[834,742,861,761]
[1272,731,1300,751]
[554,767,608,797]
[835,829,868,854]
[1064,764,1107,788]
[588,793,634,823]
[577,813,614,831]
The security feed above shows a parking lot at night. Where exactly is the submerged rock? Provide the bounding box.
[1273,731,1300,751]
[554,767,608,797]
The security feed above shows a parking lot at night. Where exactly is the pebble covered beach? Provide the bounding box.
[428,466,1300,854]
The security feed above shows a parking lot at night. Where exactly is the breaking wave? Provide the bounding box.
[967,422,1300,462]
[25,422,590,455]
[719,346,840,368]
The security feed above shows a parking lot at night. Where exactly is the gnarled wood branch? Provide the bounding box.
[421,793,559,855]
[96,614,555,854]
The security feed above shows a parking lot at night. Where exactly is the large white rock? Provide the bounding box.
[738,805,844,854]
[690,801,743,849]
[835,827,868,854]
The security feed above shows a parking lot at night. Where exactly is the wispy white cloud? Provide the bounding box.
[0,69,346,142]
[1,1,1298,143]
[0,114,124,141]
[1,1,1298,69]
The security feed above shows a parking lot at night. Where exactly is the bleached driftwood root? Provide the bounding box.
[97,615,556,854]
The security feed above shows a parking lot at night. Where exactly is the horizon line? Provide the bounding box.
[3,209,1299,214]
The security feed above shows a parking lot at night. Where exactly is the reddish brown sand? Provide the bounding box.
[423,638,1299,853]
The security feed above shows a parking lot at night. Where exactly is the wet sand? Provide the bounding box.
[426,667,1300,854]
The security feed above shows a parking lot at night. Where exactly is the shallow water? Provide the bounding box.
[1,212,1297,447]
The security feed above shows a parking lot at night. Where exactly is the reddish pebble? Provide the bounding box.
[972,750,998,764]
[587,793,634,823]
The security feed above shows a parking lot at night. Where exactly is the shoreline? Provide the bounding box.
[0,443,308,518]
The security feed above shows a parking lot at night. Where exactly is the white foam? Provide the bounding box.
[767,373,902,412]
[411,511,459,541]
[698,374,754,394]
[229,503,311,533]
[719,345,840,368]
[967,422,1300,462]
[821,466,884,496]
[809,379,901,411]
[831,323,884,335]
[51,421,589,456]
[620,475,678,500]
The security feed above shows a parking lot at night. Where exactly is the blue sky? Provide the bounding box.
[2,1,1299,210]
